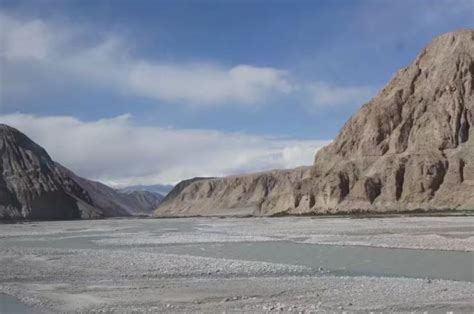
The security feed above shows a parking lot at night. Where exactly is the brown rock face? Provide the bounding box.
[157,168,310,216]
[156,30,474,216]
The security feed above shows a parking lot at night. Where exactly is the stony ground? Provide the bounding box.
[0,216,473,312]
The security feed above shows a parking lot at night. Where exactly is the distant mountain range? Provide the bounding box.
[119,184,174,196]
[0,124,163,220]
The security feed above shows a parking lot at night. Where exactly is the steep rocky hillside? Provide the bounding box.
[0,125,162,220]
[156,29,474,216]
[0,124,100,219]
[157,169,310,216]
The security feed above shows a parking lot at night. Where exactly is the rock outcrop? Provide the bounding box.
[156,29,474,216]
[0,124,162,220]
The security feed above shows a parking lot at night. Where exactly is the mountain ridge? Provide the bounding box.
[156,29,474,216]
[119,184,173,197]
[0,124,162,220]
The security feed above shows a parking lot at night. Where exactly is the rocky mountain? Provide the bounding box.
[58,165,163,216]
[157,171,308,216]
[119,190,164,212]
[156,29,474,216]
[0,124,161,220]
[159,177,214,206]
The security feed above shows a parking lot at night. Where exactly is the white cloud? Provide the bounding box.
[0,12,291,107]
[0,113,330,185]
[306,82,375,109]
[129,63,292,106]
[0,11,377,111]
[1,16,52,60]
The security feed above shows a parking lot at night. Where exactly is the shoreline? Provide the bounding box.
[3,208,474,224]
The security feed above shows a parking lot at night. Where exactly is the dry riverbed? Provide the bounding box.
[0,216,473,312]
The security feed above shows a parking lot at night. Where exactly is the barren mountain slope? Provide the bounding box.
[157,168,311,216]
[156,30,474,216]
[0,124,102,219]
[276,29,474,214]
[57,164,163,216]
[0,125,163,220]
[120,190,164,212]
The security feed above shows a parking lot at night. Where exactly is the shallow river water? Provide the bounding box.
[0,294,35,314]
[1,217,473,312]
[1,217,472,281]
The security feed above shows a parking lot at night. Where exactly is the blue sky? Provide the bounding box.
[1,0,473,185]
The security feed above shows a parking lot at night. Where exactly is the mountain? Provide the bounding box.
[156,29,474,216]
[119,184,174,196]
[0,124,161,220]
[57,165,163,216]
[156,170,309,216]
[119,190,164,211]
[0,124,99,220]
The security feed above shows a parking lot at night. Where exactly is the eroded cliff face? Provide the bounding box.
[277,29,474,214]
[156,30,474,217]
[156,168,311,216]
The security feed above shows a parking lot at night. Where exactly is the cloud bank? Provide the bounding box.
[0,12,292,107]
[0,11,373,110]
[0,113,330,185]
